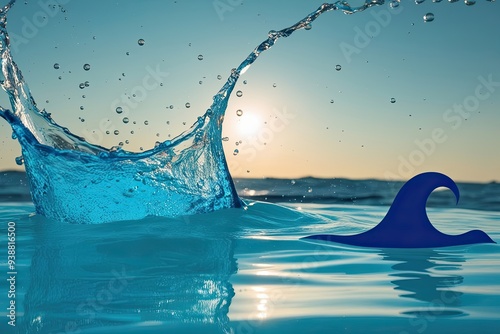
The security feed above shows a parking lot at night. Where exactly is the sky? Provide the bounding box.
[0,0,499,182]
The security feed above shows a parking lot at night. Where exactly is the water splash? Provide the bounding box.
[0,0,383,223]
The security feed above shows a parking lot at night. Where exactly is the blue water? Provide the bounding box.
[0,196,499,333]
[1,0,500,333]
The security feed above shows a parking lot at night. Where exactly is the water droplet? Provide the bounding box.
[335,64,342,71]
[199,80,203,85]
[84,81,90,87]
[330,99,334,104]
[53,63,60,69]
[79,83,85,89]
[243,80,247,84]
[15,156,24,166]
[236,109,243,116]
[233,149,239,156]
[390,0,400,8]
[197,54,203,60]
[432,0,442,2]
[126,51,130,56]
[415,0,425,4]
[83,63,91,71]
[217,75,222,80]
[114,130,119,135]
[423,13,434,22]
[169,105,174,109]
[304,23,312,30]
[58,76,62,80]
[390,97,396,104]
[80,106,84,110]
[185,102,191,108]
[116,107,123,114]
[222,137,229,141]
[291,180,296,185]
[236,90,243,97]
[144,120,149,125]
[464,0,476,5]
[80,118,85,122]
[138,38,145,46]
[123,117,129,124]
[273,83,277,88]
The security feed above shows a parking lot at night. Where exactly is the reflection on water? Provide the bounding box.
[19,215,237,334]
[380,248,467,318]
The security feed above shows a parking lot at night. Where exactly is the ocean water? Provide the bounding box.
[1,174,500,333]
[0,0,499,333]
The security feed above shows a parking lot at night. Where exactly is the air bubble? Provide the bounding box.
[138,38,145,46]
[116,107,123,114]
[198,54,203,60]
[83,63,91,71]
[236,109,243,116]
[423,13,434,22]
[236,90,243,97]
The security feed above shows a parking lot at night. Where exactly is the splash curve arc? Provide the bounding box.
[0,1,383,223]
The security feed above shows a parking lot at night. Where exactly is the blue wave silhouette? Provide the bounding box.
[303,172,495,248]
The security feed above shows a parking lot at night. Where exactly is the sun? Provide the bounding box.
[236,111,262,137]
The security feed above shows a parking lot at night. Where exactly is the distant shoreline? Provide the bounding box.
[1,170,497,185]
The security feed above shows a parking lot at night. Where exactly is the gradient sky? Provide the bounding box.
[0,0,499,182]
